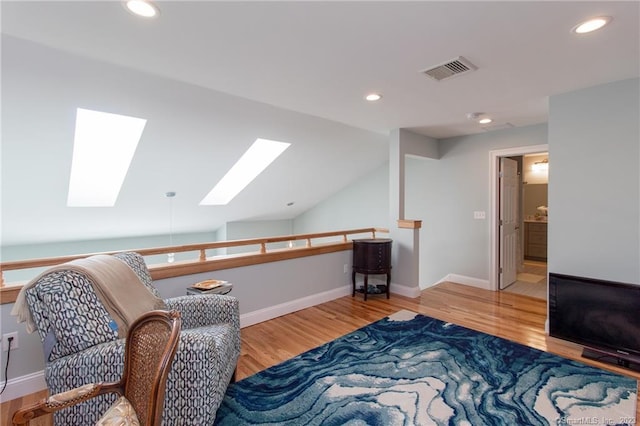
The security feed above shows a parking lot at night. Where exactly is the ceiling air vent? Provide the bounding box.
[422,56,477,81]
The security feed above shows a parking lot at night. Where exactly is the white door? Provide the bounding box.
[499,157,518,289]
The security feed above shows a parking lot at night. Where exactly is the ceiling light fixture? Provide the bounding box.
[365,93,382,102]
[572,16,611,34]
[532,159,549,172]
[466,112,492,125]
[124,0,160,18]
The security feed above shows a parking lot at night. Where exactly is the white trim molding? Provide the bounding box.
[489,144,549,291]
[390,283,422,298]
[0,370,46,403]
[240,285,352,328]
[438,274,490,290]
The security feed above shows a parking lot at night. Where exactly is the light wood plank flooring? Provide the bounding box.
[2,281,638,424]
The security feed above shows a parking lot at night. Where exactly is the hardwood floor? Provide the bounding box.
[2,281,638,424]
[1,389,49,426]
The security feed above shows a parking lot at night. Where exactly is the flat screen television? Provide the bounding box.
[549,272,640,372]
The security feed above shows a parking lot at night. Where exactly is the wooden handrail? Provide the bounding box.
[0,227,388,303]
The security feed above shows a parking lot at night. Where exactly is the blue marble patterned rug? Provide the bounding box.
[215,310,637,425]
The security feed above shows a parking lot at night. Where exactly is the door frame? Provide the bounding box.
[489,144,548,291]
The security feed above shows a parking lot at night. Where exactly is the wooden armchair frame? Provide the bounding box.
[12,310,181,426]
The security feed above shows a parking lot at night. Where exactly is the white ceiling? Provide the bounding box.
[1,1,638,246]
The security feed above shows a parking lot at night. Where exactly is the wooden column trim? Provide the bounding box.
[397,219,422,229]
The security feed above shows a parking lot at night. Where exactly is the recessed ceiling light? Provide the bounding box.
[124,0,160,18]
[365,93,382,102]
[68,108,146,207]
[200,138,291,205]
[572,16,611,34]
[466,112,492,124]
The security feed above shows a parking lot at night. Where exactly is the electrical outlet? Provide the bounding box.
[2,332,19,351]
[473,211,486,220]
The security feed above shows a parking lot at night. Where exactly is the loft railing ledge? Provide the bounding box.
[0,227,388,304]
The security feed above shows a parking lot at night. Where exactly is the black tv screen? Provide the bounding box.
[549,272,640,369]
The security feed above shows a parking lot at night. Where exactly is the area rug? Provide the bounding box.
[215,310,637,425]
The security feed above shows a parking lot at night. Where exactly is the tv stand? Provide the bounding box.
[582,347,640,373]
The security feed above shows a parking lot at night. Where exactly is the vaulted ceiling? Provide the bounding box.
[2,1,638,246]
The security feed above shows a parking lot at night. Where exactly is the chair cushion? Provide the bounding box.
[96,396,140,426]
[26,270,118,361]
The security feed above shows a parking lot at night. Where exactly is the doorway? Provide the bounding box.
[489,144,549,293]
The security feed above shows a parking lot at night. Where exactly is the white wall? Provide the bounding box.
[222,219,293,253]
[0,305,47,397]
[405,124,548,287]
[293,163,390,234]
[155,250,352,315]
[2,35,389,247]
[548,78,640,284]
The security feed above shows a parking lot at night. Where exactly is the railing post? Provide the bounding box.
[372,230,376,239]
[306,238,311,248]
[343,234,347,243]
[199,249,207,262]
[260,243,266,254]
[0,271,4,287]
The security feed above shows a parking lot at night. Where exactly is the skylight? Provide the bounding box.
[200,138,291,206]
[67,108,146,207]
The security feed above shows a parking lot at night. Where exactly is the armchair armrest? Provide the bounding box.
[12,382,122,425]
[164,294,239,331]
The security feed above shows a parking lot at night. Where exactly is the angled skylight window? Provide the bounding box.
[67,108,146,207]
[200,138,291,206]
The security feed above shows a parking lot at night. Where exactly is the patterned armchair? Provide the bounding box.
[19,252,240,425]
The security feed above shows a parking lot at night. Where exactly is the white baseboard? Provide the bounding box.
[240,285,352,328]
[390,283,422,298]
[439,274,490,290]
[239,282,423,328]
[0,370,46,404]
